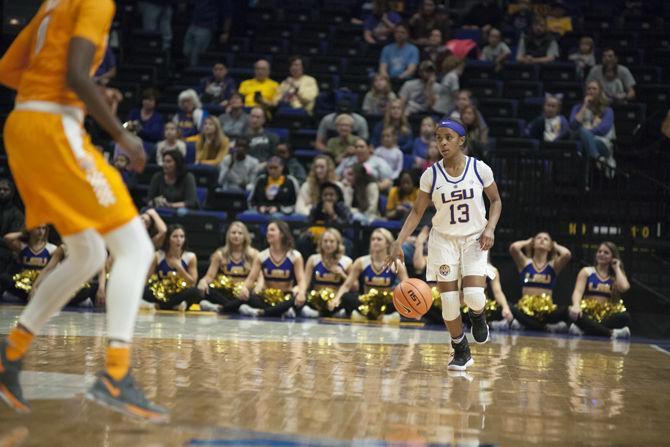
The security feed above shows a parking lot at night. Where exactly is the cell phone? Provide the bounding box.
[254,91,262,100]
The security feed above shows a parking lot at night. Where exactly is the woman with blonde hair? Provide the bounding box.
[569,80,616,166]
[295,155,341,215]
[298,228,353,318]
[362,73,397,116]
[332,228,408,322]
[198,221,259,313]
[568,241,631,338]
[195,116,230,165]
[371,99,413,153]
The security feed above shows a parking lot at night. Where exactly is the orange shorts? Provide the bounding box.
[3,109,137,236]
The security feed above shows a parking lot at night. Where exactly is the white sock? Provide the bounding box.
[452,333,465,344]
[19,230,106,333]
[103,217,154,343]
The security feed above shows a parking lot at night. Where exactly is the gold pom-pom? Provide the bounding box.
[261,288,292,306]
[307,288,336,313]
[209,274,245,298]
[148,272,188,302]
[12,270,40,293]
[581,298,627,323]
[517,294,557,320]
[357,288,393,320]
[431,287,441,309]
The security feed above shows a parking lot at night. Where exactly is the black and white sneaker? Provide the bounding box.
[469,310,490,344]
[448,337,474,371]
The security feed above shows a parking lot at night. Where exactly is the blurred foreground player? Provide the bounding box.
[0,0,167,421]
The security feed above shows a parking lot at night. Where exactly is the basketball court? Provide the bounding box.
[0,305,668,446]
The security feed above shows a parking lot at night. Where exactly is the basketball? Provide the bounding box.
[393,278,434,319]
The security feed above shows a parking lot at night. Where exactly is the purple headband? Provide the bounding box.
[437,119,466,137]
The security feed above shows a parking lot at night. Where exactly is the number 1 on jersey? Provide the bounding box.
[449,203,470,224]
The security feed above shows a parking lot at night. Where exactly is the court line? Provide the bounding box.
[649,344,670,356]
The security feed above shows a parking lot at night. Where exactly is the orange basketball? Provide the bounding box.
[393,278,433,320]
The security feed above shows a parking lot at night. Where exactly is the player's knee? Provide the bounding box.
[441,291,461,321]
[463,287,486,312]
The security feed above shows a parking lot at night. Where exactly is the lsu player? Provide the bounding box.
[386,119,502,370]
[0,0,167,420]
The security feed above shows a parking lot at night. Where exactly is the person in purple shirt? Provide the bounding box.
[198,62,236,106]
[93,45,116,86]
[127,88,166,143]
[364,0,402,47]
[379,24,420,81]
[569,80,615,161]
[183,0,233,67]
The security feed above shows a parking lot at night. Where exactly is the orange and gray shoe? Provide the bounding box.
[85,371,169,423]
[0,340,30,413]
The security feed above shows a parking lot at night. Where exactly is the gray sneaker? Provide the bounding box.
[86,371,169,423]
[0,340,30,413]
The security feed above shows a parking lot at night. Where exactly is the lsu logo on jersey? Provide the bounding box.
[440,188,474,204]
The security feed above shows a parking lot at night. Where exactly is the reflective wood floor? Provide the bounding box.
[0,305,668,447]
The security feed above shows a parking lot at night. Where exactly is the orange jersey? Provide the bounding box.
[0,0,114,109]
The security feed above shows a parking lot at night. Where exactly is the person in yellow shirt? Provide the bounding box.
[0,0,167,421]
[238,59,279,108]
[385,170,419,220]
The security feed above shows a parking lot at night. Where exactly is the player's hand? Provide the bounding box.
[611,258,621,270]
[383,241,404,272]
[295,291,306,307]
[568,305,581,321]
[502,306,513,321]
[238,285,250,301]
[95,286,106,307]
[328,296,341,312]
[116,131,146,173]
[479,228,495,250]
[197,280,209,296]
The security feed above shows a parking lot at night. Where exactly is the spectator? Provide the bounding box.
[503,0,534,39]
[138,0,173,51]
[217,92,249,138]
[421,29,451,76]
[434,55,464,114]
[148,150,199,209]
[249,156,299,216]
[0,178,24,274]
[409,0,452,47]
[379,24,420,82]
[315,99,369,151]
[156,122,187,166]
[183,0,232,66]
[421,140,441,170]
[308,182,353,231]
[363,0,402,47]
[479,28,511,71]
[244,107,278,162]
[362,73,398,117]
[218,137,259,192]
[238,59,279,108]
[461,104,489,158]
[93,45,116,86]
[274,56,319,115]
[127,88,165,143]
[296,155,342,216]
[570,80,616,166]
[546,0,573,36]
[198,62,236,106]
[173,89,207,139]
[275,142,307,184]
[195,116,230,166]
[337,137,393,191]
[112,154,137,189]
[374,127,404,180]
[324,114,357,163]
[586,48,636,102]
[371,99,413,153]
[525,94,570,142]
[516,17,559,65]
[462,0,503,33]
[569,36,595,79]
[341,164,380,223]
[446,89,488,128]
[398,60,440,115]
[385,171,418,220]
[412,116,436,163]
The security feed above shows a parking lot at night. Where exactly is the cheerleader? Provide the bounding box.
[0,226,57,302]
[333,228,408,322]
[143,225,202,310]
[197,221,259,313]
[298,228,353,318]
[507,232,572,332]
[139,208,168,249]
[238,221,306,318]
[568,242,631,338]
[385,119,503,370]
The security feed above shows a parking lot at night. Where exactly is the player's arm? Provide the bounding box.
[509,238,532,271]
[489,267,512,320]
[239,255,261,301]
[298,256,316,298]
[385,191,431,269]
[0,16,38,90]
[198,251,222,294]
[480,181,502,250]
[569,267,589,319]
[184,254,198,287]
[292,254,306,305]
[3,232,25,253]
[551,241,572,274]
[66,37,145,171]
[30,245,65,294]
[333,259,361,307]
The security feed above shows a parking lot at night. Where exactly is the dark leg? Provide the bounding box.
[340,292,360,315]
[602,312,631,331]
[510,304,548,331]
[575,314,612,337]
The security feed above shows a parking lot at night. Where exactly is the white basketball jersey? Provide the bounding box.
[419,157,494,237]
